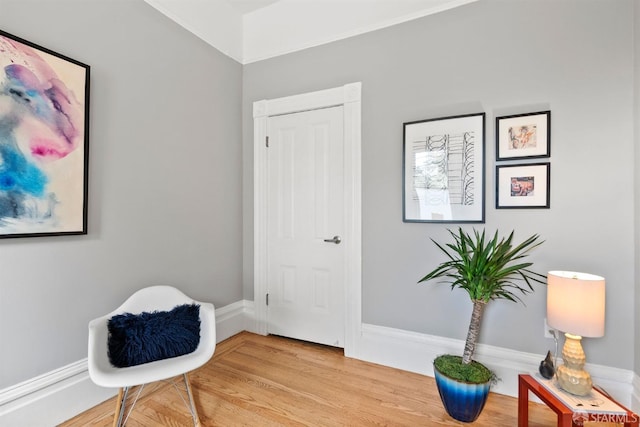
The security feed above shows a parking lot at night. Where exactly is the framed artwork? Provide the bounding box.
[496,163,550,209]
[496,111,550,160]
[0,29,90,238]
[403,112,485,223]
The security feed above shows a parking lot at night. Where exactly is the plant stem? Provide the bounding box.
[462,300,486,365]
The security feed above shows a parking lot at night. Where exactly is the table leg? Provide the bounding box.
[518,376,529,427]
[558,411,572,427]
[624,413,639,427]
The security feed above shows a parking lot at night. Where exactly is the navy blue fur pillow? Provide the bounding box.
[107,303,201,368]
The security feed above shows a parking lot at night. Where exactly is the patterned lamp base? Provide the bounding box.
[556,333,592,396]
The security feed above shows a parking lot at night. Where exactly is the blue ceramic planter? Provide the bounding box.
[433,364,491,423]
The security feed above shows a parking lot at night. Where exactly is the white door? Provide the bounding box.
[266,106,345,348]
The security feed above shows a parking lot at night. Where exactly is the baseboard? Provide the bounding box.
[354,323,637,408]
[241,299,257,334]
[2,302,635,426]
[0,360,114,427]
[214,299,256,341]
[0,300,254,427]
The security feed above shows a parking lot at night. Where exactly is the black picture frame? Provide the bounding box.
[0,29,90,238]
[496,111,550,161]
[496,163,550,209]
[403,112,485,223]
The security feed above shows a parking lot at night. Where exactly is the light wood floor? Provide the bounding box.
[60,332,620,426]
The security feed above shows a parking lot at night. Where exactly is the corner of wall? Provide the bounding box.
[634,0,640,385]
[633,372,640,413]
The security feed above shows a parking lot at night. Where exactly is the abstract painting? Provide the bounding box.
[403,113,485,223]
[496,163,550,209]
[496,111,550,160]
[0,29,89,238]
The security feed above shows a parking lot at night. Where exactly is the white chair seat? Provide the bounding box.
[87,285,216,426]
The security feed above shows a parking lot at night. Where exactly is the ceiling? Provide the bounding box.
[144,0,478,64]
[226,0,280,14]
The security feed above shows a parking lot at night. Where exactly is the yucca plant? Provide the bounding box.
[420,228,545,370]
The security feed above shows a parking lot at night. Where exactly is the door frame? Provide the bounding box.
[253,82,362,357]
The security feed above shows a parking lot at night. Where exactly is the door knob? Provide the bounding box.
[323,235,342,244]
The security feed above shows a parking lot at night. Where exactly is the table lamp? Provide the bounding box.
[546,271,605,396]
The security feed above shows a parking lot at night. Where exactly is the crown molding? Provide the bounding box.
[145,0,478,64]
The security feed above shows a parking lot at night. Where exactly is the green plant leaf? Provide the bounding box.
[419,228,545,361]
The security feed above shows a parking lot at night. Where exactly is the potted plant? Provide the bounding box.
[419,228,544,423]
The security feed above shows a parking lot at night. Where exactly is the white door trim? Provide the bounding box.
[253,82,362,357]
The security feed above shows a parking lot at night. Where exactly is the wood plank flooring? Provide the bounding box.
[60,332,619,426]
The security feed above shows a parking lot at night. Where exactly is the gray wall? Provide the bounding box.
[243,0,636,370]
[0,0,243,388]
[1,0,636,394]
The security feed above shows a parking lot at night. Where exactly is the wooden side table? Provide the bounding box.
[518,374,638,427]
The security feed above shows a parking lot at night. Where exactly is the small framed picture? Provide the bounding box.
[496,111,550,160]
[496,163,550,209]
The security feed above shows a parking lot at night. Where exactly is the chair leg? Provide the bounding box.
[112,379,198,426]
[183,373,201,427]
[112,387,129,427]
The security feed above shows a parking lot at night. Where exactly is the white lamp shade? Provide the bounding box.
[546,271,605,337]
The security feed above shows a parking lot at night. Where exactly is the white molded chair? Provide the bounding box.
[88,286,216,427]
